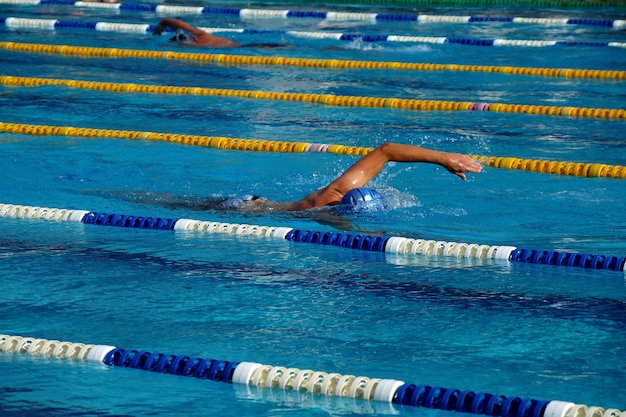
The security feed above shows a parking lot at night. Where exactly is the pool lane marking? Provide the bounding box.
[0,203,625,272]
[1,121,625,179]
[0,0,624,28]
[1,75,625,120]
[2,17,626,49]
[2,333,622,416]
[1,41,624,81]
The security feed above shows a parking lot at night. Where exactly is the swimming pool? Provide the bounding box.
[0,0,625,415]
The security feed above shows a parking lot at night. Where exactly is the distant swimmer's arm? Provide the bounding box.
[152,18,207,38]
[153,17,241,48]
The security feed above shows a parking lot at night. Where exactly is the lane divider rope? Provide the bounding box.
[0,0,624,28]
[2,17,625,49]
[289,30,626,49]
[278,0,626,6]
[225,0,623,7]
[2,121,625,179]
[1,75,624,120]
[1,41,624,81]
[0,203,624,272]
[0,333,623,416]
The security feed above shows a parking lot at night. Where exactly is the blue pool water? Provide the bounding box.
[1,1,625,416]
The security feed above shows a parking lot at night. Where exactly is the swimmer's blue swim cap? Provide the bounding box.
[334,188,387,214]
[217,195,258,210]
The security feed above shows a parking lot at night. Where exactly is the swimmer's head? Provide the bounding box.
[216,195,287,212]
[217,195,259,210]
[169,32,194,44]
[333,188,388,215]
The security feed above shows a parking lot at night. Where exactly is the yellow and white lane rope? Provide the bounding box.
[1,122,625,179]
[1,75,624,120]
[1,42,625,81]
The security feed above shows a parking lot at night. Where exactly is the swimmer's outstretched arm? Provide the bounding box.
[153,17,242,48]
[152,18,207,37]
[288,142,482,211]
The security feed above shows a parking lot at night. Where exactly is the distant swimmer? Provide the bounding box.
[152,18,290,49]
[153,18,242,48]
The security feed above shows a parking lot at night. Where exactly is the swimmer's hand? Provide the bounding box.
[440,153,482,181]
[152,23,165,36]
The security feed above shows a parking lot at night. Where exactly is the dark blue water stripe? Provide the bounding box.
[368,280,626,331]
[4,237,625,331]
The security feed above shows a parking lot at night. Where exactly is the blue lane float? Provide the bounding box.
[1,203,624,273]
[2,17,625,49]
[0,333,622,417]
[1,0,625,29]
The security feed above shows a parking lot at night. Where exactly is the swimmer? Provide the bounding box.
[152,18,290,49]
[206,142,482,213]
[114,142,480,218]
[152,18,242,48]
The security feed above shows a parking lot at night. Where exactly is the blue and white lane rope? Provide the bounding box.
[1,334,623,417]
[0,0,624,29]
[1,203,624,272]
[2,17,625,49]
